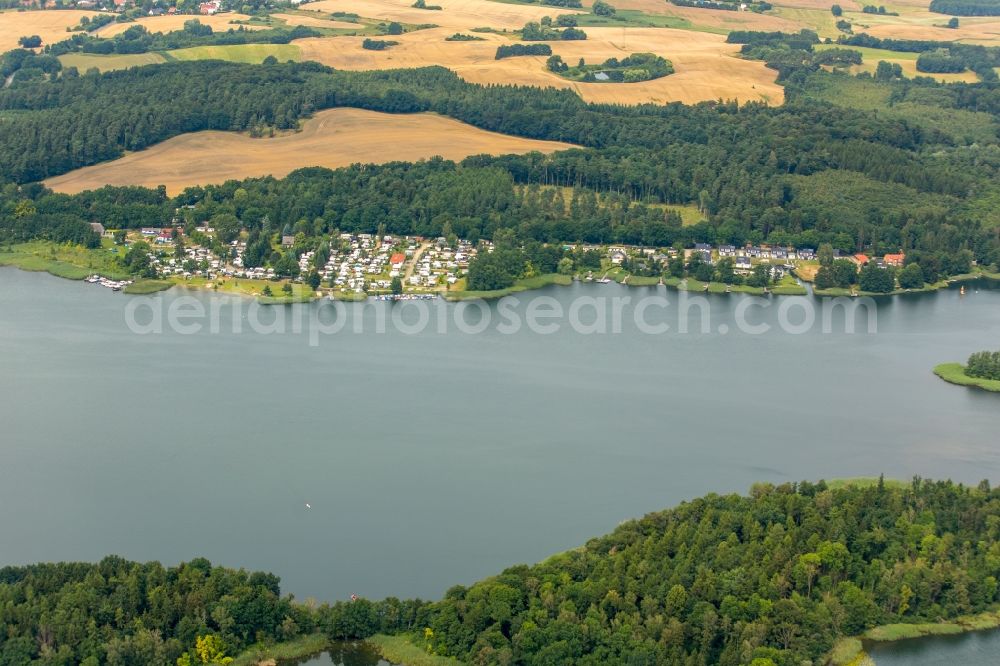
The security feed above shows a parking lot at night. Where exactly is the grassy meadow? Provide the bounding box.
[933,363,1000,393]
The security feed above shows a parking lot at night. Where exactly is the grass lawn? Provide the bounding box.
[124,279,173,294]
[164,43,301,64]
[446,273,572,300]
[826,477,906,490]
[672,204,706,227]
[574,10,700,30]
[232,634,329,666]
[933,363,1000,393]
[367,634,465,666]
[827,637,865,666]
[0,241,130,281]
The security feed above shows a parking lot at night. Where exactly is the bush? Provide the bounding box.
[593,0,617,15]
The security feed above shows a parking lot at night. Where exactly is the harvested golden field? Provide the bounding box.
[0,9,98,51]
[860,19,1000,46]
[43,108,577,195]
[95,13,262,37]
[296,26,783,105]
[610,0,810,31]
[269,12,364,30]
[305,0,581,30]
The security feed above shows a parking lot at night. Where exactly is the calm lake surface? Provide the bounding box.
[868,629,1000,665]
[2,268,1000,663]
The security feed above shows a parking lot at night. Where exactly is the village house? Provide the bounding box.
[884,253,905,267]
[281,235,296,248]
[852,253,870,267]
[718,245,736,257]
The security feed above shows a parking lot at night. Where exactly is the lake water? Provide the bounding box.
[279,642,392,666]
[868,629,1000,665]
[2,268,1000,663]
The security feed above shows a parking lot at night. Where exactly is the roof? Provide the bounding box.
[854,253,870,264]
[390,253,406,264]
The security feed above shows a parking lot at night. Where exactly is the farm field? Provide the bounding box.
[269,12,366,30]
[305,0,582,30]
[94,13,262,37]
[42,108,578,195]
[610,0,808,32]
[858,17,1000,46]
[164,43,301,64]
[296,25,783,105]
[814,43,982,82]
[59,51,167,72]
[0,9,98,51]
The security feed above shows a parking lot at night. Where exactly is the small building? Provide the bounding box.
[798,247,816,261]
[718,244,736,257]
[884,253,905,267]
[281,235,296,248]
[610,250,627,265]
[852,253,870,267]
[390,253,406,268]
[735,256,752,272]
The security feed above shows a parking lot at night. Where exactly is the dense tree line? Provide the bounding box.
[966,350,1000,380]
[416,478,1000,665]
[929,0,1000,16]
[495,43,552,59]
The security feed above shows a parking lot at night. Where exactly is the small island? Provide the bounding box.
[546,52,674,82]
[934,350,1000,393]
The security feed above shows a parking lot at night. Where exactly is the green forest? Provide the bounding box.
[2,479,999,665]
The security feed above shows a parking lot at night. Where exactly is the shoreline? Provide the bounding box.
[4,244,999,304]
[933,363,1000,393]
[830,608,1000,665]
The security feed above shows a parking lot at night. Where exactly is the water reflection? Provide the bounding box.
[280,641,393,666]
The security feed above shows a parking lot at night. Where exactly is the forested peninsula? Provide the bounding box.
[3,478,1000,666]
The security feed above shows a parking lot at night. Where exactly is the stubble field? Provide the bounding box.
[94,13,263,37]
[0,9,98,51]
[42,108,578,194]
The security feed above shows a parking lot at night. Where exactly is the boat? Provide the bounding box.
[597,278,612,284]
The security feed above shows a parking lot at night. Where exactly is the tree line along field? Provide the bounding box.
[42,108,577,195]
[814,43,983,81]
